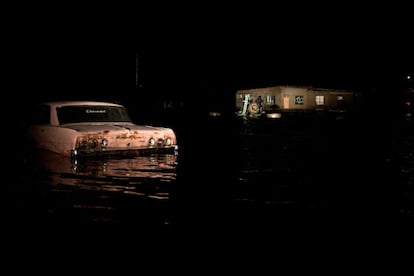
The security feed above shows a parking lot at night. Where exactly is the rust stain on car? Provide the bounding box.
[115,134,140,139]
[27,101,178,157]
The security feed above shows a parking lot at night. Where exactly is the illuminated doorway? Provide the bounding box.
[283,96,290,109]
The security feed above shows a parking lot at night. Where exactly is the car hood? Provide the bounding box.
[61,123,170,133]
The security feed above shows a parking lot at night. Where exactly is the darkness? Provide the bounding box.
[2,21,414,275]
[6,9,414,245]
[9,15,413,194]
[10,8,412,110]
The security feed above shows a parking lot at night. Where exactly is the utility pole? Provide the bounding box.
[136,53,139,88]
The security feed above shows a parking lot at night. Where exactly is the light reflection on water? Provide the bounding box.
[35,151,177,178]
[14,113,414,226]
[233,114,414,219]
[28,151,178,225]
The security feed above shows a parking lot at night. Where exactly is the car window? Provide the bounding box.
[57,105,132,125]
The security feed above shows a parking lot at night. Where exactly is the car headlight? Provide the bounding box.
[101,139,108,148]
[148,138,156,147]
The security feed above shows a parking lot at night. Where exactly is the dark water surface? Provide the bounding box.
[9,111,414,231]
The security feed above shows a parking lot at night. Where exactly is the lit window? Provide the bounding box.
[295,96,304,105]
[315,95,324,105]
[265,95,275,105]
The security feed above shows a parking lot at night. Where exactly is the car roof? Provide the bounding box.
[40,101,125,108]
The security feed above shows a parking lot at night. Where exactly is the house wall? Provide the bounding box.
[236,86,358,112]
[236,87,281,109]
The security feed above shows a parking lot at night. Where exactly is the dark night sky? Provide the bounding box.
[135,9,412,95]
[139,41,411,91]
[12,6,412,105]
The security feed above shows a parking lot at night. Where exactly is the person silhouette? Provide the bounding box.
[255,95,263,113]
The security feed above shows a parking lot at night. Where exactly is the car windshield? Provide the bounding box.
[57,105,132,125]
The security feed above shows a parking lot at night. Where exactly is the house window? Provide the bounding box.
[337,95,344,100]
[265,95,275,106]
[315,95,324,105]
[295,96,304,105]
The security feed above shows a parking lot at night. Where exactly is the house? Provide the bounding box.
[235,85,361,116]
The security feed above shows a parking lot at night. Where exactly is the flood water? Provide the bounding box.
[9,110,414,230]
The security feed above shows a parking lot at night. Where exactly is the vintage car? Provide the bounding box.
[26,101,178,158]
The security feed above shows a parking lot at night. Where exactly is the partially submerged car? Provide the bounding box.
[26,101,178,158]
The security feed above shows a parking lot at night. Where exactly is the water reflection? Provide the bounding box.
[37,152,178,178]
[14,112,413,228]
[27,151,178,225]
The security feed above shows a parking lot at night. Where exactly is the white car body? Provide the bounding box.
[27,101,178,158]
